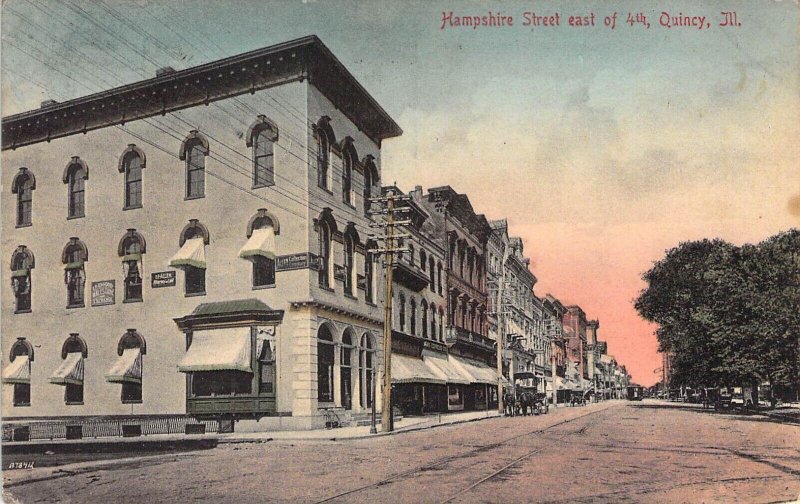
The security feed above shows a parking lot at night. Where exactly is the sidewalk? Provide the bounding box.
[219,409,503,443]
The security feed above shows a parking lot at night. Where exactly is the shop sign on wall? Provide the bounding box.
[91,280,115,307]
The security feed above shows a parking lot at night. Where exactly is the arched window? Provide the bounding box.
[364,240,376,303]
[119,145,145,209]
[118,229,146,302]
[421,300,428,338]
[343,230,356,296]
[12,168,35,227]
[51,334,88,405]
[341,139,356,206]
[410,298,417,335]
[63,157,88,219]
[62,238,88,308]
[437,262,443,294]
[318,219,332,289]
[10,246,34,313]
[315,117,334,190]
[458,241,466,278]
[438,307,445,342]
[247,115,278,188]
[429,256,435,290]
[5,338,34,406]
[360,333,375,408]
[398,293,406,331]
[430,303,436,340]
[317,324,335,403]
[363,155,376,214]
[408,243,415,265]
[420,249,427,271]
[180,131,208,199]
[341,329,355,410]
[240,211,278,288]
[106,330,146,403]
[169,220,209,296]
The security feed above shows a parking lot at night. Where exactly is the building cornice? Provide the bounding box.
[3,36,402,150]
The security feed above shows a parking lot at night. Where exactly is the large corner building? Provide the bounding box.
[2,36,402,430]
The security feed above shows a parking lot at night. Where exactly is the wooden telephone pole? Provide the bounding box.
[368,189,410,432]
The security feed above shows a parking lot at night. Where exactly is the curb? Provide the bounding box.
[3,437,218,455]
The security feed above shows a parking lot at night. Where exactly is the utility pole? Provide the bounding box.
[493,246,511,414]
[368,189,410,433]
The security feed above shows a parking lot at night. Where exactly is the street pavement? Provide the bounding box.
[4,400,799,503]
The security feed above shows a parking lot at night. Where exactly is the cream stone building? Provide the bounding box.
[1,36,401,431]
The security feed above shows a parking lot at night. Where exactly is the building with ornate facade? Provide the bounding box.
[1,36,402,430]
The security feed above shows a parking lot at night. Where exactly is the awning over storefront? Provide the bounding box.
[423,351,470,385]
[49,352,84,385]
[178,327,251,373]
[105,348,143,384]
[169,237,206,269]
[238,228,276,260]
[392,354,446,385]
[451,355,500,385]
[3,355,30,384]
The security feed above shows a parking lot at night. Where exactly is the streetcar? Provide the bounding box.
[626,385,644,401]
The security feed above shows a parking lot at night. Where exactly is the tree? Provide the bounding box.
[636,230,800,402]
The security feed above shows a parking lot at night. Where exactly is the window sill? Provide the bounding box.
[13,403,30,408]
[184,194,205,201]
[252,181,275,190]
[185,291,207,298]
[15,223,32,229]
[123,204,143,211]
[14,309,32,315]
[318,285,334,293]
[65,402,84,406]
[343,201,356,210]
[67,214,85,220]
[317,186,333,195]
[122,399,143,405]
[66,303,85,310]
[365,301,377,308]
[123,298,143,304]
[252,284,276,290]
[343,292,357,300]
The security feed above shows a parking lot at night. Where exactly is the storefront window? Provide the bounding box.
[191,371,252,397]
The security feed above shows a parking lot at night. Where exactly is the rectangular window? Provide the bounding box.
[65,383,83,405]
[13,383,30,407]
[259,362,275,394]
[124,262,143,301]
[126,179,142,208]
[252,256,276,288]
[18,191,32,226]
[122,382,142,403]
[66,269,85,308]
[190,371,252,397]
[253,137,274,187]
[69,178,85,218]
[186,149,205,198]
[185,266,206,295]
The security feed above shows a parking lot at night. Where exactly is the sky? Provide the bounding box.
[3,0,799,386]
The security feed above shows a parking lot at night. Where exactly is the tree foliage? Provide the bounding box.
[635,230,800,391]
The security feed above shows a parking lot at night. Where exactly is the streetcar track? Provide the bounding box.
[313,404,613,504]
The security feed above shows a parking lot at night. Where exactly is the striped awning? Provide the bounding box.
[49,352,84,385]
[392,354,446,385]
[423,351,470,385]
[3,355,30,384]
[238,228,276,260]
[450,355,500,385]
[178,328,252,373]
[169,237,206,269]
[105,348,142,384]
